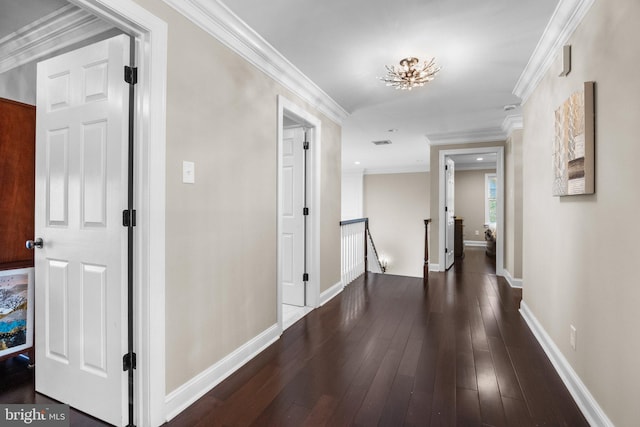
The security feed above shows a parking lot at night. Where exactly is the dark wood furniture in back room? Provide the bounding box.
[0,97,36,363]
[0,97,35,271]
[454,216,464,258]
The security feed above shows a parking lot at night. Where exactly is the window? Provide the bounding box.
[485,173,497,224]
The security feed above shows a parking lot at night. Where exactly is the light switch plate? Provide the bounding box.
[183,161,195,184]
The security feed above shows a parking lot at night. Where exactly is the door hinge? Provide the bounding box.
[303,141,310,150]
[123,352,137,371]
[303,207,309,216]
[445,206,448,212]
[124,66,138,85]
[303,273,309,282]
[123,209,137,227]
[445,164,448,170]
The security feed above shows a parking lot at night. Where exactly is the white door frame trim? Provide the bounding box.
[69,1,167,425]
[277,95,321,331]
[438,146,504,276]
[444,157,456,270]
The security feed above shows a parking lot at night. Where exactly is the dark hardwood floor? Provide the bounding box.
[166,247,586,426]
[0,247,588,426]
[0,356,108,426]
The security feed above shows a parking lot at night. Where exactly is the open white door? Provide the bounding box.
[33,34,130,426]
[445,157,455,270]
[281,127,306,306]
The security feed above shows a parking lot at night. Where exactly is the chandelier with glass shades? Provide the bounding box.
[379,56,440,90]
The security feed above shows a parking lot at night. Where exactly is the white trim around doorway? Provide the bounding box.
[69,1,167,425]
[277,95,322,332]
[438,146,505,276]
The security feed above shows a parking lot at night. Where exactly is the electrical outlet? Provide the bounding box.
[570,325,577,350]
[475,230,479,236]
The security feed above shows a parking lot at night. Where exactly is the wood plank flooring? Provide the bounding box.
[166,248,587,426]
[0,355,107,426]
[0,247,588,426]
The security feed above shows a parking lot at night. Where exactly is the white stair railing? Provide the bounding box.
[340,219,366,285]
[340,218,386,285]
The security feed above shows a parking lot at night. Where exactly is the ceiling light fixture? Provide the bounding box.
[379,56,440,90]
[476,157,484,161]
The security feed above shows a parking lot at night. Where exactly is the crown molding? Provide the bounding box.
[161,0,349,125]
[363,165,429,175]
[0,5,113,75]
[341,168,365,176]
[502,114,524,136]
[427,127,506,145]
[455,163,497,172]
[513,0,596,103]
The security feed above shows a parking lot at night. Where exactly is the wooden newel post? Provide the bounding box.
[423,219,431,288]
[364,219,369,279]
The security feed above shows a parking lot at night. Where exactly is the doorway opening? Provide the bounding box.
[277,96,321,331]
[444,157,456,270]
[438,147,505,276]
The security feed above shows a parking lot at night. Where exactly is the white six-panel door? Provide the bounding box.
[281,127,305,307]
[34,34,130,426]
[445,157,455,270]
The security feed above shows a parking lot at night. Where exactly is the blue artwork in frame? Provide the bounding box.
[0,268,34,358]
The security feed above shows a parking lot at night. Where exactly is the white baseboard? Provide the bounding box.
[165,324,280,421]
[320,280,343,306]
[503,269,523,288]
[519,302,614,427]
[283,306,312,331]
[464,240,487,247]
[429,263,440,272]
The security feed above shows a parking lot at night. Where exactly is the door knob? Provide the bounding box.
[26,238,44,249]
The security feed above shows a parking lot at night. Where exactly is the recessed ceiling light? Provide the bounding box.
[354,161,361,165]
[476,157,484,161]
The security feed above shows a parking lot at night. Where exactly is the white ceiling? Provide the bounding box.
[222,0,559,172]
[2,0,558,174]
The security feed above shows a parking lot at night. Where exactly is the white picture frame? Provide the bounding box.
[0,268,34,358]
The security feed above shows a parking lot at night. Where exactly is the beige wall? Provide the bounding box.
[363,172,429,277]
[320,120,342,288]
[429,141,505,267]
[454,169,495,243]
[522,0,640,425]
[341,170,363,220]
[134,0,341,394]
[505,129,523,278]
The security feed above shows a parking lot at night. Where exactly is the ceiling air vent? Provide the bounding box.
[372,140,392,146]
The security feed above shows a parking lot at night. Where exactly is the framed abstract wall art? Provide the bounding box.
[0,268,34,359]
[553,81,595,196]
